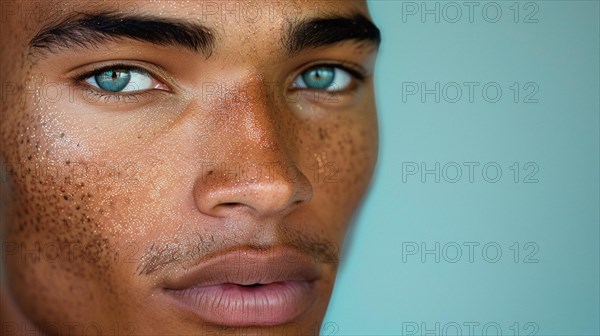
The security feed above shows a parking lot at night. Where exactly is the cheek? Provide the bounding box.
[1,100,161,322]
[298,111,378,236]
[3,93,184,236]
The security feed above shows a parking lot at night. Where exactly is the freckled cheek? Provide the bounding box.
[69,158,198,244]
[20,134,158,232]
[6,149,172,266]
[306,123,378,235]
[67,173,177,244]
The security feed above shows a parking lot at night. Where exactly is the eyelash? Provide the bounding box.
[71,61,368,102]
[82,89,155,103]
[314,62,367,82]
[72,64,167,102]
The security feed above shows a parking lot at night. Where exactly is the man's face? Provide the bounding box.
[0,1,379,334]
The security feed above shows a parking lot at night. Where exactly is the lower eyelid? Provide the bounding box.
[78,86,171,107]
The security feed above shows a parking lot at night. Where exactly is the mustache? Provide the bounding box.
[136,228,340,276]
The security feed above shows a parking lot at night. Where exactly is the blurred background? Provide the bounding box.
[325,1,600,335]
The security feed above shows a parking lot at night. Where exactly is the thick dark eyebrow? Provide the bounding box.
[284,14,381,55]
[29,12,215,58]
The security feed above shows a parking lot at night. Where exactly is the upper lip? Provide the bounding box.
[162,246,322,290]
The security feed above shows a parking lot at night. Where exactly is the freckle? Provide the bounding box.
[63,195,69,200]
[59,132,65,138]
[65,160,70,165]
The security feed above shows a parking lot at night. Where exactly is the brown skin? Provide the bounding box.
[0,1,378,335]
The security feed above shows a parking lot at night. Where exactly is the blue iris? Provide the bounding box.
[94,70,131,92]
[301,66,335,90]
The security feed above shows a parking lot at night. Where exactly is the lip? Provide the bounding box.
[161,247,321,327]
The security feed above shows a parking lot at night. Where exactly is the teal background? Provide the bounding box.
[325,1,600,335]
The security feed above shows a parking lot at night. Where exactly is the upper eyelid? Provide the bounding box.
[68,61,175,88]
[294,60,368,80]
[75,65,148,81]
[73,64,158,82]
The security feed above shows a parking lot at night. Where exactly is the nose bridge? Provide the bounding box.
[193,75,313,219]
[228,77,286,162]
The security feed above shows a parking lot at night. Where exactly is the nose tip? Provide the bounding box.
[191,76,313,219]
[193,163,313,218]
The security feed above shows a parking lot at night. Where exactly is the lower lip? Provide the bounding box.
[164,281,317,327]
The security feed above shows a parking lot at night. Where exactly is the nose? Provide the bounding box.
[195,164,313,218]
[192,81,313,219]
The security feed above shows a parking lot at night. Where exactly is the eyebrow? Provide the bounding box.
[29,12,215,58]
[284,14,381,55]
[29,12,380,58]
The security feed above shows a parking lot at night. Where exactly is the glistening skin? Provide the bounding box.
[0,1,380,335]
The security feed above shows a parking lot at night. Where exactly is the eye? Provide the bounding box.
[293,66,354,92]
[84,67,165,93]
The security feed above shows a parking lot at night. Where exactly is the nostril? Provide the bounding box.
[221,202,241,207]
